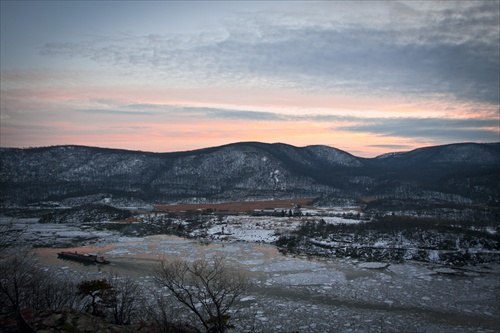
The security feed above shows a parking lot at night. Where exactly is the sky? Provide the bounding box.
[1,1,499,157]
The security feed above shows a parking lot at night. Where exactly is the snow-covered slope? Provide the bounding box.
[373,142,500,167]
[0,142,498,206]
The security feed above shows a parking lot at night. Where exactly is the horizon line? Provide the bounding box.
[1,140,498,159]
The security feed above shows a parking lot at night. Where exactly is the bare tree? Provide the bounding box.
[77,279,113,316]
[30,272,82,312]
[0,251,38,333]
[0,219,25,256]
[105,274,142,325]
[0,221,83,332]
[153,256,249,333]
[142,287,200,333]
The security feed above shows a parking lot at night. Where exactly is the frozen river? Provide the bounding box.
[6,219,500,332]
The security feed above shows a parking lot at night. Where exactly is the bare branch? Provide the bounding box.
[0,220,26,256]
[153,256,249,333]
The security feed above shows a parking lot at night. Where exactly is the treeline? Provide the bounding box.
[0,252,180,332]
[274,215,500,265]
[288,215,500,239]
[38,204,133,224]
[1,253,248,332]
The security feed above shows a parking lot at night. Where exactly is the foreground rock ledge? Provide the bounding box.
[1,308,198,333]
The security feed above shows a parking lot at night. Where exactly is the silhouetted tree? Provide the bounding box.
[0,251,38,333]
[0,220,25,256]
[77,279,113,316]
[105,274,142,325]
[153,256,249,333]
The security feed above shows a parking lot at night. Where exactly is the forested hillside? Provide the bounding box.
[0,142,498,207]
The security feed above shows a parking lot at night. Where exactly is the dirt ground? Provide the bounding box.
[153,198,315,213]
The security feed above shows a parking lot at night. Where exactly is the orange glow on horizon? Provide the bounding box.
[1,116,431,157]
[1,78,498,158]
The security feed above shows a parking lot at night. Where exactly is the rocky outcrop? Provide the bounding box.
[1,308,199,333]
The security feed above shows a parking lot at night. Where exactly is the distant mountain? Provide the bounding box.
[0,142,498,207]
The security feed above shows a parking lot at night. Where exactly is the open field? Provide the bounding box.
[154,198,316,213]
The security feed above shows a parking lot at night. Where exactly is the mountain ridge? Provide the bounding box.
[1,140,497,160]
[1,141,498,207]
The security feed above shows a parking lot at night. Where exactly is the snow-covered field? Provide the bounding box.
[200,212,365,243]
[3,216,499,332]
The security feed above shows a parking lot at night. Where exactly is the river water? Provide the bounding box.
[29,230,499,333]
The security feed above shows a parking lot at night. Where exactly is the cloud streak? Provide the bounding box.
[76,109,156,116]
[339,117,499,141]
[40,1,499,104]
